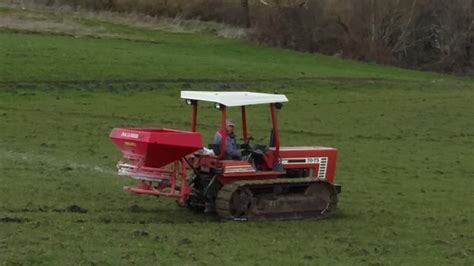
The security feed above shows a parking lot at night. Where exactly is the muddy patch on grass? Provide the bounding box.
[128,204,147,213]
[0,217,30,223]
[132,229,149,237]
[178,238,192,245]
[3,207,49,213]
[53,204,88,214]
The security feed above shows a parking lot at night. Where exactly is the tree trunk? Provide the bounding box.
[371,0,376,45]
[241,0,251,27]
[469,0,474,59]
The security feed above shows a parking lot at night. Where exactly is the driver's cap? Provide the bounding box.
[226,118,235,127]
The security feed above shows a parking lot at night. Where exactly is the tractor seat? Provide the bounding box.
[208,144,220,155]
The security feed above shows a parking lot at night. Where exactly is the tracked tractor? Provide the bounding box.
[109,91,341,221]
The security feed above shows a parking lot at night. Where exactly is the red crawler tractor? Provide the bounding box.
[109,91,341,220]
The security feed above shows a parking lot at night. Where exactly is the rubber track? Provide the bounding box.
[216,177,337,221]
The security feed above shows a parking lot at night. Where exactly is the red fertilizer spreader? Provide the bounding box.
[110,128,202,204]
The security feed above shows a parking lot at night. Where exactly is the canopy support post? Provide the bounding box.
[191,101,198,132]
[270,103,280,158]
[241,106,248,143]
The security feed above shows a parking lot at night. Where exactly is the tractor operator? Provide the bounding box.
[213,118,241,160]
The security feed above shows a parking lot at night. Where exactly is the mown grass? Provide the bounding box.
[0,28,453,83]
[0,7,473,265]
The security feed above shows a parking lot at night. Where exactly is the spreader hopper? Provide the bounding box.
[109,128,202,168]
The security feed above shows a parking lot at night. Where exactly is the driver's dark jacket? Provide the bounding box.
[213,130,241,160]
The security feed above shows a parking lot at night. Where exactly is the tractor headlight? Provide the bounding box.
[185,99,192,105]
[214,103,221,109]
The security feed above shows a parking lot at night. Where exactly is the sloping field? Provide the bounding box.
[0,6,473,265]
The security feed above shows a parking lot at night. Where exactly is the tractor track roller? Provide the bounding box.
[216,178,338,221]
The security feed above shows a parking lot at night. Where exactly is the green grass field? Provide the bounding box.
[1,5,473,265]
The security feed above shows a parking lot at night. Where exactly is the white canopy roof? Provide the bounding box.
[180,91,288,107]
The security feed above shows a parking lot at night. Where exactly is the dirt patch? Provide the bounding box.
[53,204,88,213]
[178,238,192,245]
[127,204,167,214]
[133,229,149,237]
[0,217,30,223]
[128,204,144,213]
[98,217,112,224]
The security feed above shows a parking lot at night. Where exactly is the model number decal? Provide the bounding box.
[305,157,322,164]
[120,132,140,139]
[281,157,326,164]
[281,157,328,179]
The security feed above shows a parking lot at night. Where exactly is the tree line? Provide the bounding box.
[30,0,474,74]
